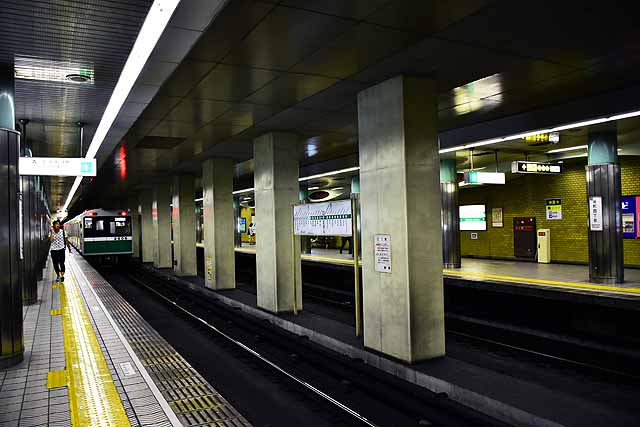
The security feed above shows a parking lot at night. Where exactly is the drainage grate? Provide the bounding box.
[76,261,252,427]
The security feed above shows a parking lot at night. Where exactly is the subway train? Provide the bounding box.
[66,209,133,258]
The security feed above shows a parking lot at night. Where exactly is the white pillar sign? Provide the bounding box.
[374,234,391,273]
[589,196,603,231]
[19,157,97,176]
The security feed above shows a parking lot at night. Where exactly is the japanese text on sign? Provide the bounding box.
[589,196,603,231]
[545,198,563,220]
[374,234,391,273]
[19,157,96,177]
[293,200,352,236]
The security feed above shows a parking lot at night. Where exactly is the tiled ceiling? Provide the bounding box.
[11,0,640,211]
[0,0,153,209]
[93,0,640,200]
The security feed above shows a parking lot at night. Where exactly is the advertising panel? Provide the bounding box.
[460,205,487,231]
[622,195,640,239]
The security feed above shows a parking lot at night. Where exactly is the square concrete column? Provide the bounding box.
[202,158,236,289]
[140,191,155,263]
[254,132,302,313]
[357,75,445,362]
[128,193,141,258]
[153,182,172,268]
[172,175,197,276]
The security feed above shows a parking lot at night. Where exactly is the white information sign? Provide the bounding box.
[19,157,97,177]
[589,196,603,231]
[293,200,352,236]
[374,234,391,273]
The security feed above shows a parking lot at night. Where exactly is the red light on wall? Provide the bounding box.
[120,211,127,216]
[87,211,96,216]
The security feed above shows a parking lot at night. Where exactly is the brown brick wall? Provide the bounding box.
[459,156,640,266]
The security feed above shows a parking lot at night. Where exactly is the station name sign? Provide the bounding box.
[511,161,562,175]
[19,157,97,177]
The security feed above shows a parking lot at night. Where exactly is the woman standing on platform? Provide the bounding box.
[49,220,71,282]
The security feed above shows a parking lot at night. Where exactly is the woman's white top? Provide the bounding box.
[51,229,66,251]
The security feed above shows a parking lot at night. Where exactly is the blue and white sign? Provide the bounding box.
[19,157,97,177]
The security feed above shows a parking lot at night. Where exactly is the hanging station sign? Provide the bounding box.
[19,157,96,177]
[463,171,505,185]
[511,161,563,175]
[293,199,352,236]
[545,198,563,220]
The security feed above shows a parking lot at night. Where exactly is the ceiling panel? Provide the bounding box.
[244,73,339,108]
[190,64,280,101]
[187,0,277,62]
[281,0,390,20]
[157,59,216,97]
[0,0,153,209]
[164,98,231,125]
[222,6,353,70]
[291,23,418,79]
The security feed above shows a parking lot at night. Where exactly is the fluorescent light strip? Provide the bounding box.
[547,145,588,154]
[298,166,360,182]
[233,187,254,195]
[438,108,640,155]
[62,0,181,212]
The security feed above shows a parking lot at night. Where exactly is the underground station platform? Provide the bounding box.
[0,255,250,427]
[3,1,640,426]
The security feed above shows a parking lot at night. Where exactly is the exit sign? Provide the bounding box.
[512,161,563,175]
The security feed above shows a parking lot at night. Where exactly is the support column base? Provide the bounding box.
[443,262,461,269]
[0,351,24,369]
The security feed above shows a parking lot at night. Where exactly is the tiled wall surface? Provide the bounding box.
[459,156,640,266]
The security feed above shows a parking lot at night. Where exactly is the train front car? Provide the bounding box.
[67,209,133,264]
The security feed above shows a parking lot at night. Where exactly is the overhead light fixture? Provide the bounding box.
[308,186,319,190]
[233,187,254,195]
[62,0,181,212]
[194,197,203,202]
[439,108,640,155]
[298,166,360,182]
[332,187,344,191]
[547,145,588,154]
[15,57,94,84]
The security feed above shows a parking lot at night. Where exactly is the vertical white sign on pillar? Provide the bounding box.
[589,196,603,231]
[374,234,391,273]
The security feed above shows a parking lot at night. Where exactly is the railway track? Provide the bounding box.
[105,263,508,427]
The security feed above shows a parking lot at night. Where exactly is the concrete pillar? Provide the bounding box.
[440,159,461,269]
[357,76,445,362]
[587,127,623,283]
[202,158,236,288]
[153,182,172,268]
[172,175,197,276]
[233,197,242,248]
[253,132,302,313]
[0,128,24,368]
[140,191,155,263]
[128,193,141,258]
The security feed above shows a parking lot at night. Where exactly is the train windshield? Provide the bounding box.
[84,216,131,238]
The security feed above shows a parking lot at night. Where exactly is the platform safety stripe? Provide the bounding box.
[443,269,640,294]
[58,273,131,426]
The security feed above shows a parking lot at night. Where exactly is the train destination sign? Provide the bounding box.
[512,161,563,175]
[19,157,97,177]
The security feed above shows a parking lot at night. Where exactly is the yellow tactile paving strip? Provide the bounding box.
[443,269,640,295]
[48,272,131,427]
[233,247,640,295]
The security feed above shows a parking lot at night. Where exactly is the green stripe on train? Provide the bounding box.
[84,240,132,254]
